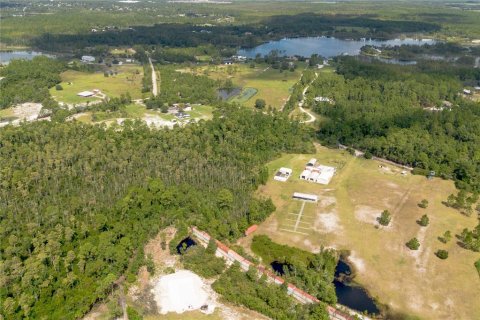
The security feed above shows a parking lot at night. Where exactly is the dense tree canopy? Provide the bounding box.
[0,105,313,319]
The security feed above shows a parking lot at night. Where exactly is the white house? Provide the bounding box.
[315,165,335,185]
[81,55,95,63]
[463,89,472,95]
[314,96,332,103]
[274,167,293,182]
[306,158,317,167]
[77,91,95,97]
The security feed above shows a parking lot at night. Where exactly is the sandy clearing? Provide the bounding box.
[152,270,216,315]
[348,251,366,273]
[314,213,342,233]
[354,205,381,225]
[142,114,176,128]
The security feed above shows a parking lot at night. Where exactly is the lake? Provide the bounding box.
[0,51,54,64]
[238,36,436,58]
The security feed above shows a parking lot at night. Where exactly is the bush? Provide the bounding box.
[364,151,373,159]
[255,98,266,109]
[475,259,480,277]
[435,250,448,260]
[55,84,63,91]
[406,238,420,250]
[439,230,451,243]
[181,246,225,278]
[418,199,429,209]
[377,210,391,226]
[418,214,429,227]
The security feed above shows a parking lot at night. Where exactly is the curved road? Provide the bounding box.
[149,57,158,96]
[298,72,318,123]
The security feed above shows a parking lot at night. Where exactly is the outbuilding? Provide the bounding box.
[293,192,318,202]
[274,167,293,182]
[300,169,311,180]
[77,91,95,97]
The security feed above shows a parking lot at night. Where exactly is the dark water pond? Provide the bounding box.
[269,258,380,315]
[271,261,292,275]
[334,259,380,315]
[217,87,241,101]
[0,51,54,64]
[176,236,196,254]
[238,36,436,59]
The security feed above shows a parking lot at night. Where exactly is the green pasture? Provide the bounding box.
[50,65,144,104]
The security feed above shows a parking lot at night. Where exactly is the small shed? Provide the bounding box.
[274,167,293,182]
[306,158,317,167]
[245,225,258,236]
[293,192,318,202]
[77,91,94,97]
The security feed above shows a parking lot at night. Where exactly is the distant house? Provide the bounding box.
[314,96,332,103]
[463,89,472,95]
[474,86,480,91]
[81,55,95,63]
[77,91,95,97]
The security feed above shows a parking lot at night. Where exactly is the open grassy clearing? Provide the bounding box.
[73,104,214,126]
[50,65,144,104]
[242,144,480,320]
[184,63,304,109]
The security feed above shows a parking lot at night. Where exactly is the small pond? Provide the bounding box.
[0,51,54,64]
[238,36,436,59]
[334,259,380,315]
[176,236,196,254]
[271,261,292,275]
[217,87,242,101]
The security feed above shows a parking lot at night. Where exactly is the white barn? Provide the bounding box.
[274,167,293,182]
[315,165,335,185]
[300,169,311,180]
[293,192,318,202]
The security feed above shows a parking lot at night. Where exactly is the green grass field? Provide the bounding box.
[243,145,480,320]
[50,65,145,104]
[185,63,304,109]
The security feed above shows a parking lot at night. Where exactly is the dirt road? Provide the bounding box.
[149,57,158,96]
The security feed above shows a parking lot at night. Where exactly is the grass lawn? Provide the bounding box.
[186,63,304,109]
[50,65,144,104]
[242,144,480,320]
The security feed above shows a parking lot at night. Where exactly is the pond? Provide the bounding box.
[217,87,242,101]
[176,236,196,254]
[0,51,54,64]
[238,36,436,59]
[334,259,380,315]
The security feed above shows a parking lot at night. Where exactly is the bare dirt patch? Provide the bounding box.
[354,205,381,225]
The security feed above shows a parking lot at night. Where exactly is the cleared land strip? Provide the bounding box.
[149,57,158,96]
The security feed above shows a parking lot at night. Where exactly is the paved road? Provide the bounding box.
[149,57,158,96]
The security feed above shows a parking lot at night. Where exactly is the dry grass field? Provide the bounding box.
[242,144,480,320]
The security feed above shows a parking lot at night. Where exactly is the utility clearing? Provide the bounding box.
[152,270,215,315]
[251,144,480,320]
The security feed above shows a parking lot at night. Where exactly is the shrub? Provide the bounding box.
[418,214,429,227]
[406,238,420,250]
[255,98,266,109]
[181,246,225,278]
[364,151,373,159]
[475,259,480,277]
[439,230,451,243]
[418,199,429,208]
[435,250,448,260]
[55,84,63,91]
[377,210,392,226]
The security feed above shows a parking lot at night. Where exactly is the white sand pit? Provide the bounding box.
[152,270,215,315]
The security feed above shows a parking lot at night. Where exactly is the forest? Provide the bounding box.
[31,13,440,53]
[0,57,65,109]
[311,57,480,192]
[0,105,313,319]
